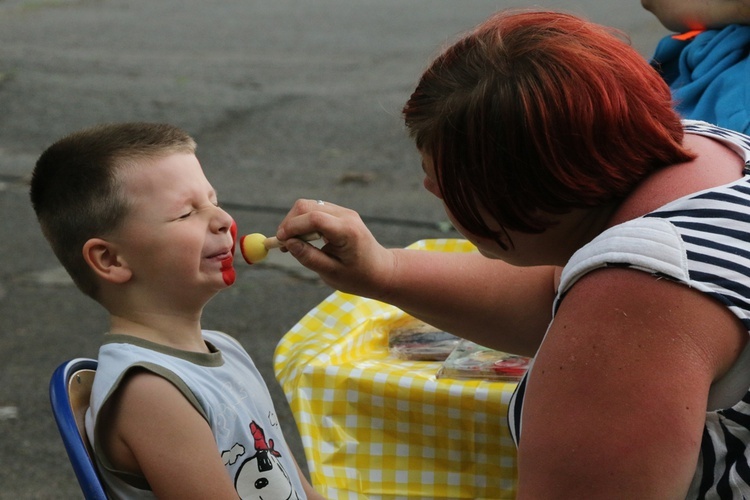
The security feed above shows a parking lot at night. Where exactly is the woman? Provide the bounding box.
[276,10,750,498]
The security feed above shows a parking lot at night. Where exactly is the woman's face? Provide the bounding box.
[419,151,490,247]
[419,150,603,267]
[419,151,539,265]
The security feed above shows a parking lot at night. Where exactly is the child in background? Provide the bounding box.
[644,0,750,133]
[30,123,322,499]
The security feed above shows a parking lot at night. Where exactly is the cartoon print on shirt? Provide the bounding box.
[214,378,252,439]
[224,420,300,500]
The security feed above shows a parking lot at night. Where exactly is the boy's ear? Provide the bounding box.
[82,238,133,284]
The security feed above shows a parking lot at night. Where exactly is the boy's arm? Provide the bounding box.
[101,370,240,499]
[642,0,750,31]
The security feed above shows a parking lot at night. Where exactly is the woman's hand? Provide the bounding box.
[276,199,397,300]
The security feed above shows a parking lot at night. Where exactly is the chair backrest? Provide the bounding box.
[50,358,108,500]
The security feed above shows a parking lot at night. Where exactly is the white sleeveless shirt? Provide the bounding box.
[85,330,307,499]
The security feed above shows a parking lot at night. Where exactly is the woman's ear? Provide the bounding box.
[82,238,133,284]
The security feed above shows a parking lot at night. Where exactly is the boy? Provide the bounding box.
[30,123,322,499]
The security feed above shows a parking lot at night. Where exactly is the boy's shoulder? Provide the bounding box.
[96,330,258,376]
[201,329,243,350]
[92,330,264,414]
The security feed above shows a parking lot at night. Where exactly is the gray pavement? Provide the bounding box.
[0,0,667,497]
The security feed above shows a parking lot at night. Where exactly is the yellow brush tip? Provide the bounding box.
[240,233,268,264]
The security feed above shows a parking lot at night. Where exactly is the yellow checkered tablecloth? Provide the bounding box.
[274,239,519,499]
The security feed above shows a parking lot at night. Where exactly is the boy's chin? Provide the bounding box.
[221,269,237,286]
[220,257,236,286]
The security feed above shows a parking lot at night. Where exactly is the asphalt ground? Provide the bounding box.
[0,1,667,497]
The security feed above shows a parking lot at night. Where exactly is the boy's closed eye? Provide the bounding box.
[176,210,195,220]
[175,200,220,220]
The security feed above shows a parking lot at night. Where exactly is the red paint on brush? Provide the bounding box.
[239,234,254,265]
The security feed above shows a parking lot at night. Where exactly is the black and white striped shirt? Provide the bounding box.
[508,121,750,499]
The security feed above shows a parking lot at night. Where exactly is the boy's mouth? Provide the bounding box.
[208,250,233,261]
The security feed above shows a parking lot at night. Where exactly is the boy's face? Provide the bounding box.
[110,153,235,308]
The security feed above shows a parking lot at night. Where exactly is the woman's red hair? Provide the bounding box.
[403,10,694,248]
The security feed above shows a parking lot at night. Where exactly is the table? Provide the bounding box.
[274,239,519,499]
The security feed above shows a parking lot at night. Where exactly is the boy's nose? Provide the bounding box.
[212,206,234,234]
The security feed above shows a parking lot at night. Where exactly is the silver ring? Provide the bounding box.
[316,200,325,205]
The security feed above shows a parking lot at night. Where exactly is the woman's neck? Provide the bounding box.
[607,133,744,227]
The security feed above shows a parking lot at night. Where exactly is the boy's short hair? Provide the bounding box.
[30,122,197,299]
[402,10,696,249]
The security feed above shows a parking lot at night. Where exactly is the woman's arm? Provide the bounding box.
[380,249,556,356]
[277,199,556,356]
[516,267,747,498]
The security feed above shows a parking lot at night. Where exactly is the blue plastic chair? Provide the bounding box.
[49,358,108,500]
